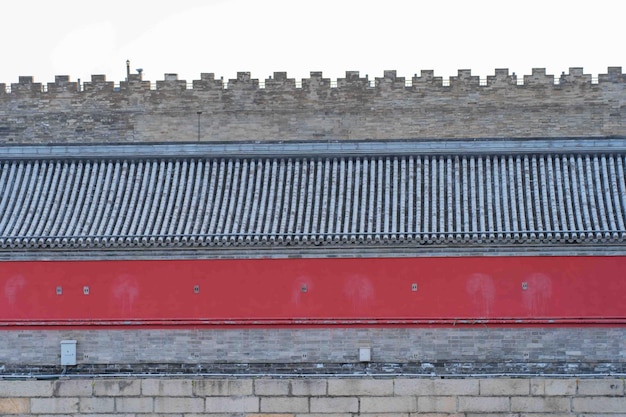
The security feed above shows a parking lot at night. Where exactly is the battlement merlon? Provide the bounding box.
[2,67,624,95]
[0,66,624,143]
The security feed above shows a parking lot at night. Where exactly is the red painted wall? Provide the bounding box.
[1,256,625,327]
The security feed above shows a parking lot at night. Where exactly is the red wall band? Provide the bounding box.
[2,256,625,327]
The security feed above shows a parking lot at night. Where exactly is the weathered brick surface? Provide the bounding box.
[577,378,625,396]
[260,396,308,413]
[531,378,578,396]
[458,396,511,412]
[518,414,574,417]
[0,381,53,397]
[52,380,93,397]
[78,397,114,413]
[510,396,571,413]
[92,379,140,396]
[295,414,352,417]
[464,414,517,417]
[30,398,80,414]
[0,398,29,414]
[255,379,290,396]
[290,379,326,396]
[248,414,295,417]
[395,378,479,396]
[356,414,410,417]
[360,396,417,413]
[480,378,530,395]
[184,414,232,417]
[572,396,626,413]
[328,378,393,396]
[153,396,204,413]
[417,396,457,413]
[142,379,193,396]
[419,414,464,417]
[582,411,626,417]
[192,379,253,396]
[115,397,154,412]
[204,396,259,413]
[309,397,359,413]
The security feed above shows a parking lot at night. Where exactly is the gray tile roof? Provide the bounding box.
[1,141,625,251]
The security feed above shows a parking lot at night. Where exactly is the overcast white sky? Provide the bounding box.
[2,0,624,85]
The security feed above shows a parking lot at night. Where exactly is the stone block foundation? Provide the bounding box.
[0,377,625,415]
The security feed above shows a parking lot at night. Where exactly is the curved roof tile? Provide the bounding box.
[1,150,625,250]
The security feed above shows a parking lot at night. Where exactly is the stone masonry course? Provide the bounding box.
[0,67,624,144]
[0,377,625,415]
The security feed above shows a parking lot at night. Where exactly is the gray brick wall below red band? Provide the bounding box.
[1,327,624,375]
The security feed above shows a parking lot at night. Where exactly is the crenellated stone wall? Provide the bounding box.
[0,67,624,143]
[2,67,625,414]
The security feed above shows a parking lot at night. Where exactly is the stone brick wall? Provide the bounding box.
[0,67,624,144]
[1,377,625,415]
[2,67,625,415]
